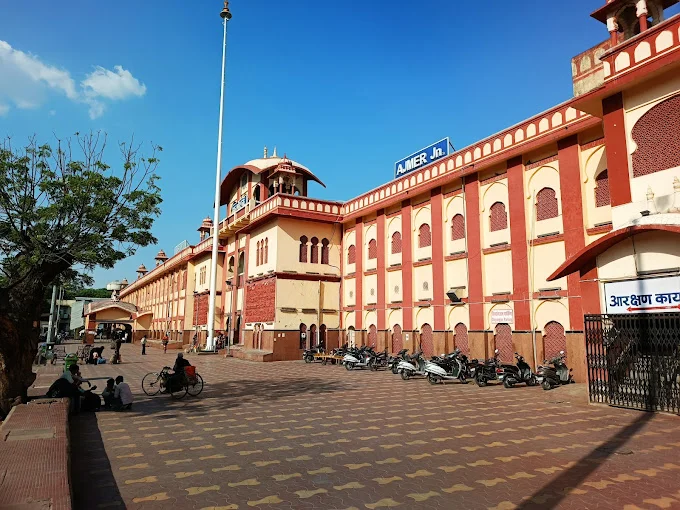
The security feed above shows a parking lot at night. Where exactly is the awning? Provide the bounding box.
[548,224,680,281]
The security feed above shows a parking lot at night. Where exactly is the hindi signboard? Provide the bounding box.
[490,309,514,324]
[604,276,680,314]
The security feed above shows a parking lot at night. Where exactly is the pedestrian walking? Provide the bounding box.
[162,333,169,354]
[141,335,147,355]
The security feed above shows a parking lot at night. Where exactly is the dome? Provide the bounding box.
[155,249,168,260]
[137,264,148,273]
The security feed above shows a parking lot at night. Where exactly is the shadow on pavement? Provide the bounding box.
[70,413,125,510]
[516,409,655,509]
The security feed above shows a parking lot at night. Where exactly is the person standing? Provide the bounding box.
[141,335,147,355]
[114,336,123,364]
[162,333,169,354]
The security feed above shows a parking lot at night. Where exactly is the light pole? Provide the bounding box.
[206,0,232,351]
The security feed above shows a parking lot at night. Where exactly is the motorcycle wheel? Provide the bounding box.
[391,364,399,375]
[345,362,355,371]
[542,379,552,391]
[401,370,411,381]
[527,376,537,387]
[476,375,487,387]
[304,355,313,363]
[503,378,513,389]
[427,374,439,385]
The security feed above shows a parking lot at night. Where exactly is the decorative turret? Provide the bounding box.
[591,0,676,45]
[136,264,148,279]
[155,249,168,266]
[198,217,213,241]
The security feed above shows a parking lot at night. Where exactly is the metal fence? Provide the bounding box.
[585,313,680,414]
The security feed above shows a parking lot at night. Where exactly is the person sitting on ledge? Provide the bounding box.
[113,375,133,411]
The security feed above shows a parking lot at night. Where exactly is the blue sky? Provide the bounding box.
[0,0,640,286]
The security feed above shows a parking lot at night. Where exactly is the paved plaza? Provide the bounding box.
[44,344,680,510]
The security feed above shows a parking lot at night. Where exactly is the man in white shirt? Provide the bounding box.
[113,375,133,411]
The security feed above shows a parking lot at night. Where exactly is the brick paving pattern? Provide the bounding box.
[46,343,680,509]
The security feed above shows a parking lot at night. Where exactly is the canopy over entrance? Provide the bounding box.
[83,300,153,343]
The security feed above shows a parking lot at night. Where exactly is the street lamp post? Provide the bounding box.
[206,1,232,351]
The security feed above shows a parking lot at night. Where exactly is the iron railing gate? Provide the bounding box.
[585,313,680,414]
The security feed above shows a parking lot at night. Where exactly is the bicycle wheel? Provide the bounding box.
[187,374,204,397]
[170,379,188,399]
[142,373,162,396]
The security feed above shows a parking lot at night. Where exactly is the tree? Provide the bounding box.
[0,132,162,411]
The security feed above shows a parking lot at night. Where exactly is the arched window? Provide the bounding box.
[391,232,402,254]
[321,238,329,264]
[368,325,377,346]
[256,240,261,266]
[319,324,327,349]
[299,323,307,350]
[418,223,432,248]
[420,324,434,357]
[391,325,403,353]
[454,323,469,356]
[310,237,319,263]
[595,170,610,207]
[299,236,308,263]
[264,238,268,264]
[536,187,558,220]
[368,239,377,260]
[489,202,508,232]
[238,252,245,274]
[347,245,356,265]
[543,321,567,362]
[227,256,235,277]
[451,214,465,241]
[268,184,276,197]
[494,323,513,363]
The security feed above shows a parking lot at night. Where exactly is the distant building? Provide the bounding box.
[70,297,108,333]
[40,299,76,335]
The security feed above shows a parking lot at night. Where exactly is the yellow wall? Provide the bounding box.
[277,217,341,275]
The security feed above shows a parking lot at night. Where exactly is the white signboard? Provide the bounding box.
[490,309,514,324]
[604,276,680,314]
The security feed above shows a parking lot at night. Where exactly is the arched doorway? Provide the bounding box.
[368,325,377,347]
[347,326,356,348]
[299,323,307,350]
[454,323,469,356]
[420,324,433,358]
[392,325,403,353]
[543,321,566,362]
[494,323,513,363]
[319,324,327,350]
[310,324,318,348]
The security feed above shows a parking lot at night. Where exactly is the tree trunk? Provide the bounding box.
[0,314,37,414]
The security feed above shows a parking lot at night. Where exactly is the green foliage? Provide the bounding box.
[0,132,162,293]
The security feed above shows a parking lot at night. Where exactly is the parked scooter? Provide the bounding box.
[537,351,573,390]
[475,349,502,387]
[499,352,537,388]
[342,345,376,370]
[303,344,324,363]
[397,350,428,380]
[370,349,390,371]
[388,349,409,374]
[424,349,470,385]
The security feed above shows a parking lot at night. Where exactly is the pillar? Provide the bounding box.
[507,156,531,330]
[602,93,632,206]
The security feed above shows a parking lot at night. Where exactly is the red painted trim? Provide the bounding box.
[268,272,341,283]
[580,258,601,315]
[355,219,364,330]
[445,252,467,261]
[602,93,632,207]
[430,191,446,330]
[525,154,558,170]
[376,211,386,330]
[580,137,605,151]
[364,269,378,276]
[532,289,569,299]
[386,264,402,272]
[484,294,511,303]
[220,252,227,329]
[464,176,484,330]
[414,300,432,307]
[530,233,565,246]
[482,244,511,255]
[344,273,356,279]
[586,223,613,236]
[413,259,432,268]
[401,202,414,331]
[507,156,531,330]
[558,135,587,330]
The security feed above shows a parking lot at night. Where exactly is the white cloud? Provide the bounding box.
[0,40,146,118]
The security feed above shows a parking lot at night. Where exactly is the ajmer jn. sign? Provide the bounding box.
[395,138,450,179]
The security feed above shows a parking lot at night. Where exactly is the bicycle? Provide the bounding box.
[142,366,204,399]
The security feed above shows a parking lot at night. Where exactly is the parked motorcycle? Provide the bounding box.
[475,349,502,387]
[537,351,573,390]
[303,345,324,363]
[499,352,537,388]
[388,349,409,374]
[424,349,470,385]
[397,350,428,380]
[370,349,390,371]
[342,345,376,370]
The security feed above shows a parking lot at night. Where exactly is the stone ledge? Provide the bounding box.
[0,399,71,510]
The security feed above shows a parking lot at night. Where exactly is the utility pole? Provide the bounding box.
[46,285,57,343]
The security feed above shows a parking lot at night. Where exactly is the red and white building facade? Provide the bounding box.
[119,0,680,379]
